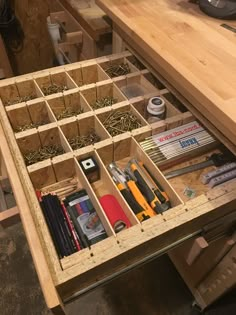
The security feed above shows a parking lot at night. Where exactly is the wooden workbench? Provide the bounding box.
[96,0,236,149]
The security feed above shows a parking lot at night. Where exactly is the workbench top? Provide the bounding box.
[96,0,236,147]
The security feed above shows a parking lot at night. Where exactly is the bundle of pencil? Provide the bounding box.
[41,177,79,199]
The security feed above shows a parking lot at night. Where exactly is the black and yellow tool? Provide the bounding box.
[127,159,170,213]
[139,161,171,209]
[108,162,156,222]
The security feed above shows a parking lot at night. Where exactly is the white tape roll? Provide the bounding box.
[147,97,166,123]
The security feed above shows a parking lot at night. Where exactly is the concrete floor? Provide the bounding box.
[1,221,236,315]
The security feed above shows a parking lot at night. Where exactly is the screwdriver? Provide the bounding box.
[127,159,168,214]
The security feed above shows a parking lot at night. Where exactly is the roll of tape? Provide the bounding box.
[99,195,131,233]
[147,97,165,115]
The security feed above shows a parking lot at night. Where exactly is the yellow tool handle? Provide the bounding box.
[130,163,165,213]
[126,180,156,217]
[138,161,170,204]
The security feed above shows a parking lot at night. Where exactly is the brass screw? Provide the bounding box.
[14,121,47,133]
[6,95,35,106]
[105,63,131,78]
[68,130,101,150]
[56,108,84,120]
[91,96,117,110]
[102,110,142,136]
[130,57,145,70]
[24,144,65,166]
[42,83,69,96]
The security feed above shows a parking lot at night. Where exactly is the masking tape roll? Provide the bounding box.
[99,195,131,233]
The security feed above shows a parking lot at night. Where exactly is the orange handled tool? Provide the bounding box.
[128,159,170,213]
[138,161,171,208]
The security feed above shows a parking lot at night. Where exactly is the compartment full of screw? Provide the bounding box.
[14,122,47,133]
[24,145,65,166]
[42,84,68,96]
[105,63,130,78]
[68,131,101,150]
[56,108,84,120]
[92,96,117,110]
[102,111,142,136]
[6,95,35,106]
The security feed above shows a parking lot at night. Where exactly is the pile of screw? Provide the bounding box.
[14,122,46,133]
[56,108,84,120]
[42,84,68,96]
[6,95,35,106]
[24,145,65,166]
[146,74,165,89]
[68,131,100,150]
[102,111,142,136]
[105,63,130,78]
[131,57,145,70]
[92,96,117,110]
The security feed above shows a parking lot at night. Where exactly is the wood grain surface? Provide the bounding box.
[96,0,236,145]
[8,0,54,75]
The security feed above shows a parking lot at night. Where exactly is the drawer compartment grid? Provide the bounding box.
[0,51,234,301]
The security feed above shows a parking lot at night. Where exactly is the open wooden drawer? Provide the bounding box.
[0,51,236,313]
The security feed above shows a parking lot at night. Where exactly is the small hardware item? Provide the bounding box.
[24,144,65,165]
[183,187,196,199]
[164,152,235,179]
[41,83,68,96]
[146,97,166,123]
[130,57,145,70]
[92,96,117,110]
[14,120,48,132]
[68,132,100,150]
[102,110,142,136]
[6,95,35,106]
[105,63,131,77]
[79,157,99,183]
[99,194,131,233]
[199,0,236,20]
[56,108,83,120]
[202,162,236,184]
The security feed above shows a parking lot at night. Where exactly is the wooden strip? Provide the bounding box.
[0,206,20,228]
[0,121,65,313]
[185,237,209,266]
[0,100,62,280]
